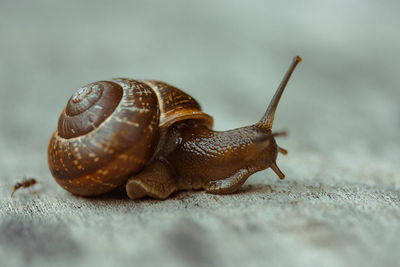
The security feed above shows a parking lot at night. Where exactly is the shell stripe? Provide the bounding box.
[141,80,213,128]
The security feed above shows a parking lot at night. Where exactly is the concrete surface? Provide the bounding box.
[0,1,399,267]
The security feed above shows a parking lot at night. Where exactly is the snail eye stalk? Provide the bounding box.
[258,56,302,130]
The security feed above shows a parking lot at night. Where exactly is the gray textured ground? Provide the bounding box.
[1,1,399,267]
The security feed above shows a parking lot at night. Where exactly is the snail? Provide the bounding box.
[48,56,301,199]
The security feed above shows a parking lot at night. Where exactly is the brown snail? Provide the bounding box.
[48,56,301,199]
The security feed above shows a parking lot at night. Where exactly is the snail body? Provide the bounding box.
[48,56,301,199]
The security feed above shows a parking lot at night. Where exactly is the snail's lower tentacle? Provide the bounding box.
[278,146,288,155]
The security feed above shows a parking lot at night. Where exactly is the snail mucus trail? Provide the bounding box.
[48,56,302,199]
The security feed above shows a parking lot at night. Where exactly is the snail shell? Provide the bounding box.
[48,78,213,196]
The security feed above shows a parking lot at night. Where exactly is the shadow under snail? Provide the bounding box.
[48,56,302,199]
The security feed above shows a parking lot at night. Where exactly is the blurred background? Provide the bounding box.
[0,1,399,267]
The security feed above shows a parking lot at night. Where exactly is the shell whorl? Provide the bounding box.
[48,79,160,196]
[59,81,123,139]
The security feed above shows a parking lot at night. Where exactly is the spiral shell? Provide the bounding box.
[48,78,212,196]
